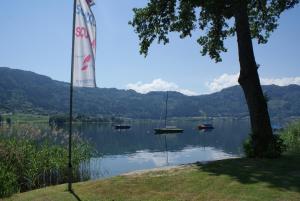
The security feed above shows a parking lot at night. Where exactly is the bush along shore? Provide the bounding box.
[1,120,300,200]
[3,154,300,201]
[0,124,94,198]
[243,120,300,158]
[280,120,300,155]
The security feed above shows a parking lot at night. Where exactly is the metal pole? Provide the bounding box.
[164,91,169,128]
[68,0,77,192]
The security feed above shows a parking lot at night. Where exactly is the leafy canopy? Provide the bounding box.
[130,0,299,62]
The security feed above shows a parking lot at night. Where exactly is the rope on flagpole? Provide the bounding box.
[68,0,77,192]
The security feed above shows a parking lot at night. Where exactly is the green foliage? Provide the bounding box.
[244,120,300,157]
[1,67,300,119]
[49,115,68,127]
[49,115,124,128]
[3,155,300,201]
[0,125,93,198]
[243,133,286,158]
[243,137,255,157]
[265,135,286,158]
[130,0,299,62]
[6,117,11,126]
[4,139,39,191]
[0,164,18,198]
[244,120,300,158]
[280,121,300,154]
[0,113,48,124]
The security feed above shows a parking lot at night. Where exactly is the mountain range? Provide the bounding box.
[0,67,300,119]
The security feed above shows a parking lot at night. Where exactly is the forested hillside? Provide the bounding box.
[1,67,299,119]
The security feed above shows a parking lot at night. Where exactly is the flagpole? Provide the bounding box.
[68,0,77,192]
[164,91,168,128]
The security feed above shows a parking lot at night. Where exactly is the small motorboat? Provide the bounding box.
[154,126,184,134]
[114,124,131,129]
[198,124,214,130]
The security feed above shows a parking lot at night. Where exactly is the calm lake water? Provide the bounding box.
[73,119,251,180]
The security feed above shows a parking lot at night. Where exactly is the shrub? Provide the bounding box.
[280,121,300,154]
[243,133,286,158]
[264,135,286,158]
[243,137,255,158]
[0,164,19,198]
[2,139,39,191]
[49,115,68,128]
[0,124,93,197]
[6,118,12,126]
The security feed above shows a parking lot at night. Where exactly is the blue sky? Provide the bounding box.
[0,0,299,95]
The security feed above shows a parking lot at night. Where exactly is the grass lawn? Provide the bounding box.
[3,154,300,201]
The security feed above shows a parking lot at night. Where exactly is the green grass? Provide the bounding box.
[3,154,300,201]
[2,113,49,123]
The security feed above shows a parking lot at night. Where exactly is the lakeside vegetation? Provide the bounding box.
[280,121,300,154]
[48,114,124,127]
[0,113,49,124]
[1,120,299,200]
[0,124,94,198]
[0,0,299,199]
[0,113,126,128]
[4,154,300,201]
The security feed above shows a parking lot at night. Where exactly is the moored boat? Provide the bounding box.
[114,124,131,129]
[198,124,214,130]
[154,127,184,134]
[154,91,184,134]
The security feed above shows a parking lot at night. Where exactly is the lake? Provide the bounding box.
[73,119,251,180]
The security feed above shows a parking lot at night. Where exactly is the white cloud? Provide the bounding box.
[126,79,198,96]
[206,73,300,93]
[205,73,239,93]
[261,77,300,86]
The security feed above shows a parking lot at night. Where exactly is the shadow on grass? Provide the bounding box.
[70,190,82,201]
[197,154,300,192]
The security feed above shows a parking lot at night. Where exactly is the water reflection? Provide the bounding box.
[74,119,250,180]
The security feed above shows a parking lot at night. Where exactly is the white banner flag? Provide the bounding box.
[73,0,96,87]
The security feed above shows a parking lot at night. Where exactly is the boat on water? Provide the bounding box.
[154,91,184,134]
[198,123,214,130]
[154,126,184,134]
[114,124,131,130]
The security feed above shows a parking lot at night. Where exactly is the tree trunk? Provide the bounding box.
[234,0,273,157]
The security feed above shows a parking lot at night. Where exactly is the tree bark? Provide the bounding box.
[234,0,273,157]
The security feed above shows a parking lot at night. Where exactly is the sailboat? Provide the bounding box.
[113,116,131,130]
[154,91,184,134]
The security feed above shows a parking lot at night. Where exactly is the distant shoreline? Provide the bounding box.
[1,112,300,124]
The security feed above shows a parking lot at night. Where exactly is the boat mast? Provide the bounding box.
[164,91,169,128]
